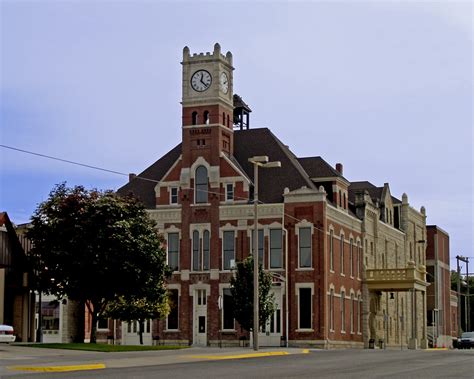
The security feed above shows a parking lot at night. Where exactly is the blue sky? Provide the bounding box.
[1,1,472,269]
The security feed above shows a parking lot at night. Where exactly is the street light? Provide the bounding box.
[248,156,281,351]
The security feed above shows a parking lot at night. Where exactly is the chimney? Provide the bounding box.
[335,163,343,175]
[129,173,137,182]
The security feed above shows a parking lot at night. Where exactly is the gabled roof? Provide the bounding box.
[234,128,316,203]
[117,143,182,208]
[298,156,342,179]
[118,128,321,206]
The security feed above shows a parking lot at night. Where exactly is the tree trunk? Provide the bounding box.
[139,320,144,345]
[90,310,98,344]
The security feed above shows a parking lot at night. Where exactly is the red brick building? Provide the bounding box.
[116,44,429,348]
[426,225,456,347]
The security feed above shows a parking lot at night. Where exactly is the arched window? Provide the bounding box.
[227,115,230,127]
[222,112,226,125]
[203,111,209,125]
[195,166,208,203]
[192,111,198,125]
[343,193,346,209]
[192,230,200,271]
[203,230,210,270]
[339,190,342,207]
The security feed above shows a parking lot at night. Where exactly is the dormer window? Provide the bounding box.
[195,165,208,203]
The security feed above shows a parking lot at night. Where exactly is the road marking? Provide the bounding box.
[190,351,289,360]
[8,363,106,372]
[303,349,309,354]
[426,348,449,351]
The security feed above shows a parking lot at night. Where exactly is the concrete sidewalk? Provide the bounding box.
[0,345,309,375]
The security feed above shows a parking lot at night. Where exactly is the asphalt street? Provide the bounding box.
[1,345,472,378]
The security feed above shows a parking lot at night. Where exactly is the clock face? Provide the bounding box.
[219,72,229,94]
[191,70,212,92]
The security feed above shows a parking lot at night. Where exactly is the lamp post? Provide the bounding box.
[248,156,281,351]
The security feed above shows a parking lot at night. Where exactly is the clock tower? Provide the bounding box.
[181,43,234,168]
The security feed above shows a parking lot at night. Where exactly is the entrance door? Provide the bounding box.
[122,320,152,345]
[259,287,282,346]
[193,289,207,346]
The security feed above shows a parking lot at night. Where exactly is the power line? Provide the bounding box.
[2,143,316,231]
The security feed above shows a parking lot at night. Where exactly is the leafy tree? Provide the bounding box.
[27,183,170,343]
[230,256,275,333]
[104,295,170,345]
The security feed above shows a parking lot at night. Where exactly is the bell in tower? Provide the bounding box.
[233,94,251,130]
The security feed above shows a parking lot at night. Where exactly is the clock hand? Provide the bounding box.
[200,75,206,86]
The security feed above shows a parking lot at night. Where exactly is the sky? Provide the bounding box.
[1,0,472,269]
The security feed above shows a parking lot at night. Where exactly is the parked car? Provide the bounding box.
[0,325,16,343]
[458,332,474,349]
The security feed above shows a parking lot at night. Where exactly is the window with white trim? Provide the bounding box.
[329,288,334,331]
[192,230,210,271]
[357,295,362,334]
[251,229,264,268]
[195,166,208,203]
[203,230,210,270]
[97,317,108,330]
[192,231,200,271]
[350,293,355,333]
[340,235,345,274]
[298,227,312,268]
[223,231,235,270]
[357,241,361,278]
[298,287,312,329]
[349,238,354,277]
[222,288,235,330]
[270,229,282,269]
[167,289,179,330]
[170,187,178,204]
[329,230,334,271]
[340,290,346,332]
[167,232,179,271]
[225,183,234,201]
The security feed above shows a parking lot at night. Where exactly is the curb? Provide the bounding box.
[8,363,106,373]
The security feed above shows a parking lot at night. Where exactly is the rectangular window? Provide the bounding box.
[168,233,179,271]
[223,231,235,270]
[97,317,108,330]
[340,236,344,274]
[270,229,282,269]
[170,187,178,204]
[203,230,210,271]
[358,295,362,333]
[329,230,334,271]
[226,183,234,201]
[349,238,354,277]
[223,288,234,330]
[299,227,312,268]
[167,289,179,330]
[251,229,264,268]
[329,289,334,331]
[357,242,361,278]
[341,291,346,332]
[350,294,355,333]
[299,288,312,329]
[192,230,200,271]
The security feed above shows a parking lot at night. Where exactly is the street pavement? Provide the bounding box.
[1,344,473,378]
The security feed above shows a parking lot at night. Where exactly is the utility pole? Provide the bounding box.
[456,255,469,334]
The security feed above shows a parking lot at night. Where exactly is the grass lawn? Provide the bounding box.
[16,343,189,352]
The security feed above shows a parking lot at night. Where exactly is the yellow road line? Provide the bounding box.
[303,349,310,354]
[8,363,106,372]
[426,348,448,351]
[190,351,289,360]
